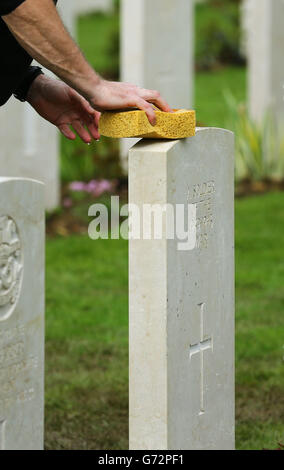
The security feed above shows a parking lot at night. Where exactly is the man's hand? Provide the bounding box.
[89,80,172,126]
[27,75,100,143]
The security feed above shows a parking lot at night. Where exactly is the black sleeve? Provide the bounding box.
[0,0,27,16]
[13,65,44,102]
[0,15,33,106]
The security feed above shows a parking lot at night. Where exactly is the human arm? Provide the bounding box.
[3,0,171,124]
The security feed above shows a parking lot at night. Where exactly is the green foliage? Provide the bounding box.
[78,11,119,79]
[225,92,284,182]
[195,66,246,128]
[61,136,122,184]
[195,0,244,70]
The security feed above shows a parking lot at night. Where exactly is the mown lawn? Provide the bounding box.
[45,236,128,449]
[195,66,246,128]
[235,192,284,449]
[45,191,284,450]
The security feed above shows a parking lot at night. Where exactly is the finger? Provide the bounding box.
[71,120,92,144]
[139,89,172,112]
[58,124,76,140]
[80,97,96,116]
[134,98,156,125]
[86,119,100,140]
[69,87,96,115]
[94,111,101,139]
[80,111,101,140]
[94,111,101,128]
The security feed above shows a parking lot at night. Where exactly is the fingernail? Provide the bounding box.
[96,139,100,142]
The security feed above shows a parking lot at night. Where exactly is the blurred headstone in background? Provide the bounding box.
[0,1,115,212]
[75,0,114,16]
[240,0,252,59]
[58,0,114,36]
[247,0,284,124]
[120,0,194,174]
[0,94,60,212]
[0,0,86,212]
[58,0,77,38]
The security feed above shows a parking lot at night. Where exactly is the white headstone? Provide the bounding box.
[59,0,113,36]
[58,0,77,38]
[75,0,113,16]
[0,177,45,450]
[240,0,252,58]
[129,128,235,450]
[120,0,194,173]
[247,0,284,123]
[0,99,60,211]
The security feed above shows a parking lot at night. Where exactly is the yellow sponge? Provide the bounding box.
[99,109,196,139]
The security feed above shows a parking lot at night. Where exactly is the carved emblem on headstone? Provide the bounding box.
[0,216,23,321]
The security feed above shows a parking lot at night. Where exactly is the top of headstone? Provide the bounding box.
[130,127,234,153]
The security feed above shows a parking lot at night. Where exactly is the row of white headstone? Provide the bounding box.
[0,126,235,450]
[0,0,283,210]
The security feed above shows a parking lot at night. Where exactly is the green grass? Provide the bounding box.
[78,12,119,78]
[195,66,246,128]
[45,236,128,449]
[235,192,284,450]
[45,192,284,450]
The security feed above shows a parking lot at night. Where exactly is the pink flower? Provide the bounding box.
[86,180,99,194]
[97,179,113,193]
[63,197,73,208]
[69,179,115,198]
[69,181,87,192]
[86,179,114,197]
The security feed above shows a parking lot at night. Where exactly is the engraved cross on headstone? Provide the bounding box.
[189,303,213,415]
[0,420,6,450]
